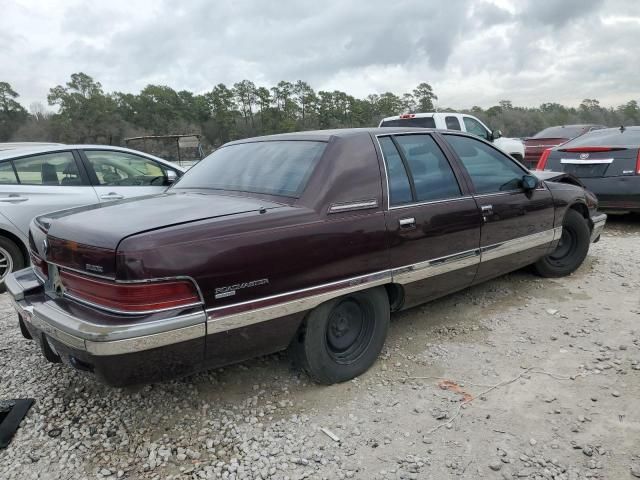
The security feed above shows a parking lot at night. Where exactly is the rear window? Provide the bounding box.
[380,117,436,128]
[560,128,640,148]
[533,126,588,139]
[173,140,326,198]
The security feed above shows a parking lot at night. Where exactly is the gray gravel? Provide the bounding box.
[1,215,639,479]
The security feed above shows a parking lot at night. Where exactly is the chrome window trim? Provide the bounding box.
[389,195,474,211]
[328,199,378,214]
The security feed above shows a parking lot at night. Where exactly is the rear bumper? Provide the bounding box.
[7,268,206,386]
[581,176,640,212]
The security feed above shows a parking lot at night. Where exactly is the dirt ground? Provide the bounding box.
[1,216,639,480]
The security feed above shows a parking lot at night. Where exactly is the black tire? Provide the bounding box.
[533,209,590,278]
[290,287,390,385]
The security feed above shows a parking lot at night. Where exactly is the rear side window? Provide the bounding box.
[380,117,436,128]
[393,135,461,202]
[12,152,81,186]
[445,134,525,194]
[380,134,461,206]
[445,116,461,130]
[174,141,326,198]
[0,162,18,184]
[379,137,412,205]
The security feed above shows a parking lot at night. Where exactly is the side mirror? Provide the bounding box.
[166,170,178,185]
[491,129,502,141]
[521,174,539,191]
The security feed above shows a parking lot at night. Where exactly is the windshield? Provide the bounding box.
[533,126,588,139]
[380,117,436,128]
[173,140,326,198]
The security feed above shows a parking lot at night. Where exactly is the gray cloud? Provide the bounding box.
[0,0,639,109]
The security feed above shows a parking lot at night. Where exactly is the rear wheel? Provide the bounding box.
[533,209,590,278]
[0,236,24,291]
[290,287,390,384]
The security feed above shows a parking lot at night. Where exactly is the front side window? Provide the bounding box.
[445,116,461,130]
[12,151,81,186]
[463,116,490,140]
[393,135,461,202]
[174,141,326,198]
[444,134,525,194]
[84,151,169,186]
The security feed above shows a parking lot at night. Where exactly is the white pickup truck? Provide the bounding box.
[379,112,525,162]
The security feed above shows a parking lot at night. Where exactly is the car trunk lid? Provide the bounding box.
[543,147,639,178]
[33,191,285,277]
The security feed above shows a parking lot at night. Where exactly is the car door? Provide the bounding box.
[0,150,99,237]
[377,133,482,308]
[80,149,177,202]
[441,133,556,284]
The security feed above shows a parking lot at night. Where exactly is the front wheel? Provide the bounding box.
[290,287,390,384]
[533,209,590,278]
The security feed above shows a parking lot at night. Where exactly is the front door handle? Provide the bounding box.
[481,204,493,221]
[399,217,416,229]
[100,193,125,200]
[0,196,28,203]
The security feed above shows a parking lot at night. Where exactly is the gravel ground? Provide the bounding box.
[1,216,639,480]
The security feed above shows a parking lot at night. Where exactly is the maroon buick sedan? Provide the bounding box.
[7,128,606,386]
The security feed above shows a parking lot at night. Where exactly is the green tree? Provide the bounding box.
[47,72,125,143]
[0,81,28,141]
[412,82,437,111]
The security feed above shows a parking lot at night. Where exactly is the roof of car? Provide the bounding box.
[225,127,458,145]
[0,144,184,170]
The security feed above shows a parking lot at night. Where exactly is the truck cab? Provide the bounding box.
[379,112,525,162]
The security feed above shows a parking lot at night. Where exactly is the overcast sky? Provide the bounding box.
[2,0,639,110]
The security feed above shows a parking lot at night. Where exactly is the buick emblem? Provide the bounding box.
[42,238,49,255]
[579,153,589,160]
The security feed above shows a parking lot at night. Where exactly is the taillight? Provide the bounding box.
[558,146,625,152]
[30,253,48,280]
[400,114,415,119]
[636,149,640,174]
[60,270,201,313]
[536,148,552,170]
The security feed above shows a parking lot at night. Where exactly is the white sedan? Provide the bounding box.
[0,145,185,285]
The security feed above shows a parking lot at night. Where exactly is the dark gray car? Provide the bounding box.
[0,145,184,285]
[537,126,640,213]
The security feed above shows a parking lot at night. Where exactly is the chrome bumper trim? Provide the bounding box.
[8,268,207,356]
[590,213,607,242]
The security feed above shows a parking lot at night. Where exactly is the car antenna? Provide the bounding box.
[620,125,626,132]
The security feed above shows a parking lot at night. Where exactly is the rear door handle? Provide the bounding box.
[399,217,416,229]
[100,193,125,200]
[0,196,28,203]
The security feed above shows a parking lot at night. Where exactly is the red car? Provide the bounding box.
[523,125,605,168]
[7,128,606,386]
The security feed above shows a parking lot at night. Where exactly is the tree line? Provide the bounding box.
[1,73,639,150]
